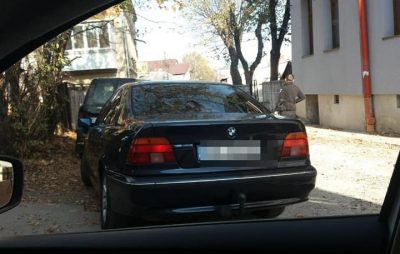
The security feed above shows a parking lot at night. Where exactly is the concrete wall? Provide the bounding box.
[318,95,366,131]
[293,0,400,95]
[367,0,400,94]
[297,100,306,119]
[374,95,400,133]
[113,12,138,78]
[292,0,363,95]
[65,70,117,86]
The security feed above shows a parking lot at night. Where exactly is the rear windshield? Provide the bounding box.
[131,84,267,116]
[85,79,135,106]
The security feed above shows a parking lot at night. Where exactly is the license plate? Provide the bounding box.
[197,140,261,161]
[90,117,97,124]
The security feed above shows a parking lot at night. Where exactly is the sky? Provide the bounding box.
[134,2,292,74]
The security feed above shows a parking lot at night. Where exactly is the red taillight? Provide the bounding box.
[127,137,176,165]
[280,132,309,157]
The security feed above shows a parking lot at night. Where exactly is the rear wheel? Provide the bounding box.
[80,154,92,187]
[253,207,285,218]
[100,173,132,229]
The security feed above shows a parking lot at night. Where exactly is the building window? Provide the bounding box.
[66,21,111,51]
[302,0,314,56]
[397,95,400,108]
[395,0,400,35]
[330,0,340,48]
[334,95,340,104]
[307,0,314,55]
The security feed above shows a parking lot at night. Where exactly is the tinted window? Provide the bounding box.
[102,89,123,125]
[84,79,135,107]
[131,84,267,117]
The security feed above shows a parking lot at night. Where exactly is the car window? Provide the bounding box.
[116,88,130,126]
[131,84,266,117]
[85,81,119,107]
[101,89,123,125]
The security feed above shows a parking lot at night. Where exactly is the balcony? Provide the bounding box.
[63,48,117,72]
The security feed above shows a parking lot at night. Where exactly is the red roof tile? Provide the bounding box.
[169,63,190,75]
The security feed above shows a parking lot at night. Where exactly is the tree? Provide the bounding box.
[0,0,132,157]
[268,0,291,81]
[185,0,270,94]
[182,52,217,81]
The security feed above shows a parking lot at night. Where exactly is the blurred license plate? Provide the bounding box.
[90,117,97,124]
[197,140,260,161]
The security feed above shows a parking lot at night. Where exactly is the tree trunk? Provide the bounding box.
[228,47,242,85]
[270,49,281,81]
[4,61,22,105]
[244,70,254,94]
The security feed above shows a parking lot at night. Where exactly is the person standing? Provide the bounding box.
[275,74,305,118]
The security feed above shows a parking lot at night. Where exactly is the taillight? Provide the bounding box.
[280,132,309,157]
[127,137,176,165]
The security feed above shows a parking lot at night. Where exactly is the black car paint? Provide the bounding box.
[75,78,137,154]
[82,82,316,220]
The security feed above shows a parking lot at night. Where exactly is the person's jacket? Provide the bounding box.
[275,83,305,112]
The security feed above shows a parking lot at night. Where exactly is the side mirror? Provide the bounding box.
[79,118,92,128]
[0,156,23,214]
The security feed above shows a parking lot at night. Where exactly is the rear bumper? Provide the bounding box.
[106,166,316,220]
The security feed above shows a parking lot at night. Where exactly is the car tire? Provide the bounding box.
[253,207,285,218]
[100,173,129,230]
[80,154,92,187]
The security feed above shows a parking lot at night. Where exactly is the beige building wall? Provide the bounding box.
[317,95,365,131]
[295,94,364,130]
[65,70,117,86]
[113,11,138,78]
[374,95,400,133]
[296,100,306,119]
[296,94,400,134]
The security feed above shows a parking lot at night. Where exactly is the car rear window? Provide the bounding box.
[131,83,267,116]
[85,79,135,106]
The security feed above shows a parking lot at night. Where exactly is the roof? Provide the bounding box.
[147,59,178,72]
[146,59,190,76]
[120,80,232,89]
[169,63,190,75]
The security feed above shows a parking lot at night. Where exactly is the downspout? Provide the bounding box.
[358,0,376,132]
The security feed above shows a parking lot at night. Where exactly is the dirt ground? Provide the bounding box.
[0,126,398,237]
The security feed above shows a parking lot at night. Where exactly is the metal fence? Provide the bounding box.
[253,80,284,112]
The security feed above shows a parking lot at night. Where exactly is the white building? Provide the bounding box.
[292,0,400,133]
[63,5,138,85]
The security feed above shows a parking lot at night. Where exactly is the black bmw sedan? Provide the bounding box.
[80,81,316,229]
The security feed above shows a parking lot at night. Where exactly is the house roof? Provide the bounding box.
[147,59,178,72]
[146,59,189,76]
[169,63,190,75]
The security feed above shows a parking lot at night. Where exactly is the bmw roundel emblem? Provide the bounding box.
[227,127,236,138]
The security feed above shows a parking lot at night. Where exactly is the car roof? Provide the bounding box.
[120,80,235,89]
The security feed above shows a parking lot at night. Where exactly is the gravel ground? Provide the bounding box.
[0,126,398,237]
[281,126,399,218]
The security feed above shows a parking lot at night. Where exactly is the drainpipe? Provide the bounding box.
[358,0,376,133]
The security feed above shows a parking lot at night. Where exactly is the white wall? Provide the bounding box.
[293,0,400,95]
[292,0,363,95]
[367,0,400,94]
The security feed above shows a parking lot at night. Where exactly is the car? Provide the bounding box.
[75,78,137,157]
[1,0,400,253]
[78,81,317,229]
